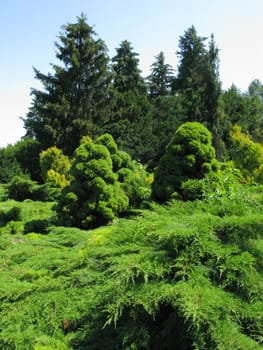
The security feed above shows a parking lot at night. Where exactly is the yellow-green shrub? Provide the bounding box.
[230,125,263,183]
[39,147,71,189]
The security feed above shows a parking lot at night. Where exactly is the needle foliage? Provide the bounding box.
[0,187,263,349]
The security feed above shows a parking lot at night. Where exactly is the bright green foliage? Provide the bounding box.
[22,14,111,155]
[117,162,151,206]
[56,135,129,228]
[152,122,216,201]
[181,160,243,202]
[56,133,151,227]
[0,191,263,348]
[229,125,263,183]
[0,199,54,235]
[96,133,151,206]
[222,84,263,146]
[40,147,71,189]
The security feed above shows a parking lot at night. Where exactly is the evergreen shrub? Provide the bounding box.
[7,176,59,202]
[152,122,216,201]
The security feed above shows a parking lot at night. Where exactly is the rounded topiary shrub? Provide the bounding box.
[152,122,216,202]
[56,135,129,228]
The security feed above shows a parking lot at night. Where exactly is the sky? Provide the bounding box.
[1,0,263,147]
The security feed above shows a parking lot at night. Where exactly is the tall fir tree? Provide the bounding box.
[147,51,174,98]
[146,51,184,169]
[104,41,154,164]
[111,40,146,93]
[175,25,207,122]
[175,26,224,158]
[23,14,112,155]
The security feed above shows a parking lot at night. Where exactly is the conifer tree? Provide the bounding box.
[112,40,146,93]
[56,135,129,228]
[104,41,154,164]
[147,52,183,169]
[222,84,263,145]
[147,51,174,98]
[152,122,216,202]
[175,27,224,158]
[23,14,112,155]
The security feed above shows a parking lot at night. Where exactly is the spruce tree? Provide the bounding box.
[175,25,207,122]
[175,27,224,158]
[152,122,216,202]
[104,41,154,164]
[112,40,146,93]
[147,52,183,169]
[147,51,174,98]
[23,14,112,155]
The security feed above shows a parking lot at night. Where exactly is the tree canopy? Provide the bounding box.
[23,14,112,155]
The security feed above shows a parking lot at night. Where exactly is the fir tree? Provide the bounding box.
[147,51,174,98]
[175,27,224,158]
[104,41,154,164]
[23,14,112,155]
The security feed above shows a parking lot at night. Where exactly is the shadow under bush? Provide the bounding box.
[24,219,50,234]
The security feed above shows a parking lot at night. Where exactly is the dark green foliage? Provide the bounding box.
[147,51,174,98]
[24,219,50,234]
[152,122,216,201]
[13,137,42,181]
[7,176,59,202]
[0,138,42,183]
[22,14,112,155]
[222,84,263,146]
[175,27,224,158]
[56,135,129,228]
[0,192,263,349]
[8,176,37,201]
[0,184,8,201]
[0,206,21,226]
[0,145,26,183]
[149,95,184,169]
[112,40,146,94]
[104,41,154,164]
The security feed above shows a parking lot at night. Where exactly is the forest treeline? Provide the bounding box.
[1,14,263,181]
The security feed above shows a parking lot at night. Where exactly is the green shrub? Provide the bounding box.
[152,122,216,201]
[7,177,59,202]
[2,220,24,234]
[230,124,263,184]
[24,219,50,234]
[39,146,71,189]
[0,206,21,225]
[0,145,26,183]
[181,178,204,200]
[56,135,129,228]
[8,176,36,201]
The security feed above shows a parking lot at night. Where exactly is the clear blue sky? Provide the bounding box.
[1,0,263,147]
